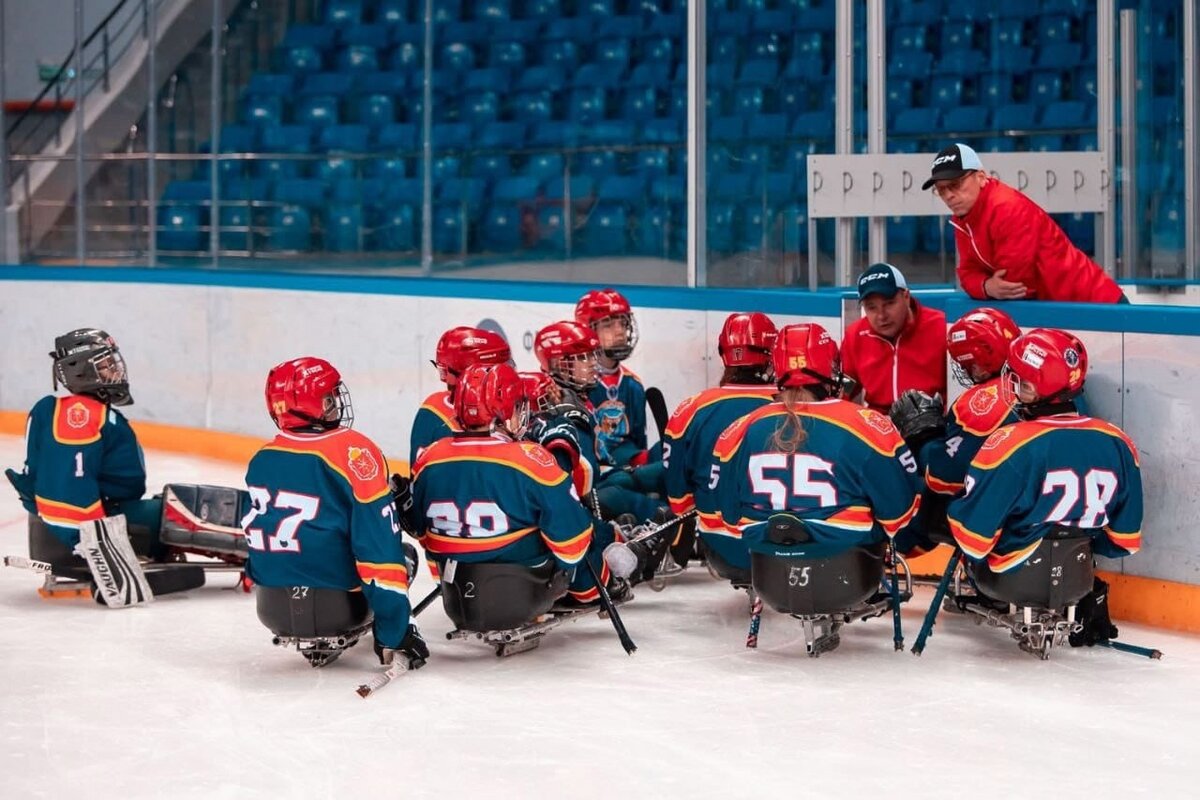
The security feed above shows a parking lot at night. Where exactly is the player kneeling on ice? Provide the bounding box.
[694,324,921,656]
[4,328,244,607]
[941,330,1141,659]
[245,357,426,670]
[410,363,633,656]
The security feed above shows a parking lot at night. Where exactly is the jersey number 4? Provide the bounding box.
[242,487,321,553]
[1041,468,1118,528]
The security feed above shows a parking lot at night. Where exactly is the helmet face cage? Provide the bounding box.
[950,359,977,389]
[999,364,1024,409]
[590,312,638,361]
[51,330,132,406]
[521,372,558,417]
[329,381,354,429]
[551,349,600,392]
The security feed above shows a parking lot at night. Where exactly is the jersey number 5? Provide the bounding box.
[242,487,321,553]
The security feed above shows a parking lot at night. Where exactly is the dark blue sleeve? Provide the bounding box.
[99,411,146,503]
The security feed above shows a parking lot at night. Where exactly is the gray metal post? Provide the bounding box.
[75,0,86,264]
[1096,0,1116,272]
[0,0,8,261]
[210,0,222,265]
[1119,10,1138,279]
[420,0,433,275]
[1184,0,1197,279]
[834,0,854,285]
[147,0,158,266]
[686,0,706,287]
[866,0,886,265]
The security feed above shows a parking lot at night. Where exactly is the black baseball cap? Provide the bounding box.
[857,263,908,300]
[922,143,985,190]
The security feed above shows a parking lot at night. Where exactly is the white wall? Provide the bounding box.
[2,0,125,102]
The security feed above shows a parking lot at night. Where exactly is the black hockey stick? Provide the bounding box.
[1096,639,1164,659]
[911,551,961,656]
[585,557,637,655]
[412,584,442,617]
[645,386,669,443]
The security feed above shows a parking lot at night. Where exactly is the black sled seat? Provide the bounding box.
[256,586,371,639]
[442,559,569,632]
[159,484,250,560]
[971,530,1094,610]
[698,538,751,587]
[29,511,158,571]
[750,515,884,616]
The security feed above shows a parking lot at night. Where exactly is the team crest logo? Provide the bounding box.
[522,443,556,469]
[347,446,380,481]
[968,385,999,416]
[1064,348,1080,368]
[859,409,896,435]
[66,401,90,429]
[981,427,1013,451]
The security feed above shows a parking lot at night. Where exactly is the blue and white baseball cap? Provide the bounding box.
[922,143,985,190]
[857,263,908,300]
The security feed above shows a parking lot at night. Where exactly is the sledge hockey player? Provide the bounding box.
[410,326,511,466]
[245,357,426,669]
[411,362,617,606]
[574,288,648,467]
[889,307,1022,554]
[663,311,778,580]
[698,323,921,565]
[947,329,1141,647]
[5,328,223,606]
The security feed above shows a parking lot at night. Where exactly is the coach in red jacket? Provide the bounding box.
[840,264,947,414]
[923,143,1126,304]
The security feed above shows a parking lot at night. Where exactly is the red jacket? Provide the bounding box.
[950,179,1124,303]
[840,298,947,414]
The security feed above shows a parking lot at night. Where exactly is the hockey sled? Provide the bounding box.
[749,515,912,656]
[159,483,249,563]
[698,537,750,588]
[957,530,1094,660]
[442,559,590,656]
[256,585,373,667]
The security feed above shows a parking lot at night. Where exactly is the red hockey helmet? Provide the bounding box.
[574,288,638,360]
[771,323,841,391]
[454,363,529,436]
[947,307,1021,386]
[432,326,512,386]
[534,320,601,391]
[520,371,560,416]
[265,356,353,432]
[717,312,778,368]
[1002,328,1088,412]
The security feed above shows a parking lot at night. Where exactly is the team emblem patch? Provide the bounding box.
[522,443,557,469]
[859,409,896,435]
[1064,347,1080,368]
[347,446,380,481]
[981,426,1013,451]
[968,385,998,416]
[66,401,90,429]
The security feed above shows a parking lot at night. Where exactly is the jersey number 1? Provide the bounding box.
[242,487,320,553]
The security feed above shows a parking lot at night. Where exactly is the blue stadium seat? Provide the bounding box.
[647,12,682,37]
[643,118,682,144]
[1077,131,1097,151]
[792,110,834,140]
[629,62,671,88]
[575,63,624,89]
[937,50,985,76]
[218,201,253,251]
[707,203,738,252]
[634,203,673,258]
[534,206,566,252]
[376,123,418,152]
[336,45,379,72]
[298,95,339,128]
[476,0,511,19]
[794,2,835,31]
[578,0,616,15]
[432,123,472,151]
[990,18,1026,48]
[510,91,554,123]
[257,125,313,179]
[596,39,631,74]
[433,0,463,24]
[284,25,335,51]
[893,108,941,135]
[622,86,660,121]
[266,206,313,250]
[980,135,1017,153]
[301,72,356,98]
[584,120,634,146]
[474,154,512,182]
[493,175,540,204]
[568,87,608,124]
[579,203,629,256]
[248,73,295,98]
[994,46,1034,74]
[641,36,674,66]
[517,65,566,93]
[993,103,1038,131]
[1027,134,1064,152]
[439,177,488,214]
[574,150,620,179]
[367,157,407,180]
[276,43,323,74]
[888,217,918,254]
[440,42,477,72]
[920,217,954,254]
[891,51,934,80]
[525,0,562,19]
[779,83,815,118]
[942,21,976,53]
[325,204,364,251]
[733,86,764,116]
[1037,43,1083,71]
[382,178,424,206]
[1029,70,1064,105]
[996,0,1039,18]
[354,94,396,129]
[746,114,788,142]
[596,175,644,204]
[491,19,542,42]
[779,202,808,253]
[480,203,524,252]
[755,172,794,208]
[711,173,753,202]
[978,73,1014,105]
[738,58,780,87]
[1037,15,1074,48]
[710,116,746,142]
[712,10,750,36]
[462,92,501,125]
[320,124,370,152]
[524,153,564,181]
[389,42,421,71]
[706,61,737,89]
[390,23,424,44]
[377,0,411,25]
[544,175,594,203]
[1074,68,1097,101]
[476,121,525,150]
[374,204,416,250]
[463,68,510,94]
[442,21,488,44]
[340,23,389,49]
[929,76,964,107]
[943,105,989,132]
[488,40,527,69]
[634,149,670,179]
[158,204,204,251]
[597,15,640,39]
[896,0,943,25]
[891,25,928,53]
[1041,100,1087,128]
[323,0,362,26]
[273,178,327,207]
[527,121,578,147]
[649,175,685,204]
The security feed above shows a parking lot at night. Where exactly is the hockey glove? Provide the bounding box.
[375,624,429,669]
[402,542,419,585]
[889,390,946,451]
[389,473,416,534]
[1070,576,1119,647]
[5,468,34,508]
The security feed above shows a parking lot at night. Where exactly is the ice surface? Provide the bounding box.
[0,434,1197,799]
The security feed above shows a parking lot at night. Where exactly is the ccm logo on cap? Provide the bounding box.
[860,271,890,283]
[932,153,958,167]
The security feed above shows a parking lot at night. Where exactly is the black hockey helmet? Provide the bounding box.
[50,328,133,406]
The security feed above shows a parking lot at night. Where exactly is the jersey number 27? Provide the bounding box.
[242,487,320,553]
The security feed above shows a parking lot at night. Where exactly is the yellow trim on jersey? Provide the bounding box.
[420,453,568,487]
[259,444,391,503]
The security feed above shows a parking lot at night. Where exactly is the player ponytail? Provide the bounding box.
[767,387,814,453]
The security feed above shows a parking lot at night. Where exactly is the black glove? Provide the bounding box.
[5,468,34,507]
[375,624,430,669]
[389,473,416,534]
[836,374,861,401]
[889,390,946,451]
[402,542,419,585]
[1070,576,1119,647]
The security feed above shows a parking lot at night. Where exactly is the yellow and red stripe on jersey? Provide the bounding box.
[818,505,876,532]
[423,525,537,555]
[34,496,104,528]
[356,561,410,593]
[973,417,1140,470]
[877,495,921,537]
[925,469,964,496]
[948,517,1001,560]
[541,525,592,565]
[51,395,105,445]
[1105,527,1142,554]
[697,509,741,538]
[418,391,460,430]
[667,492,695,515]
[263,429,391,503]
[417,440,570,487]
[713,401,906,463]
[984,540,1044,573]
[951,380,1012,437]
[664,386,776,439]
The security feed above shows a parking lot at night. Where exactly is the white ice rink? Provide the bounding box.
[1,433,1198,799]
